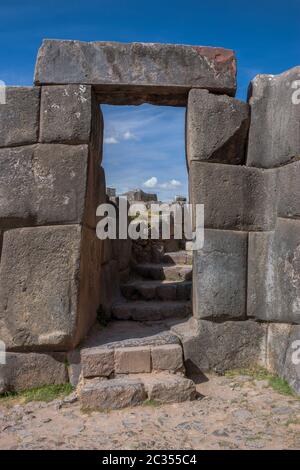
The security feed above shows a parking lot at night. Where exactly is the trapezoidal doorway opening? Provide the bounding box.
[77,100,197,403]
[96,103,191,326]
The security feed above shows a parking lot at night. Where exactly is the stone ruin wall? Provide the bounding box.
[0,81,131,391]
[183,68,300,394]
[0,40,299,395]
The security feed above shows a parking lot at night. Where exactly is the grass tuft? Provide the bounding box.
[142,399,161,408]
[0,383,74,404]
[225,366,297,398]
[268,375,294,397]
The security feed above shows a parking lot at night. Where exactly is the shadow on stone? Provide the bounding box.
[185,359,209,385]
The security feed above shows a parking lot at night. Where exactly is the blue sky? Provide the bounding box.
[1,0,300,199]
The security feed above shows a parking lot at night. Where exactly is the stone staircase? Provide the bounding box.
[77,248,196,411]
[112,250,192,322]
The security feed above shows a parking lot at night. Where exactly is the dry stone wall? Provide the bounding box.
[0,40,299,395]
[187,70,300,394]
[0,84,121,392]
[0,84,105,354]
[246,71,300,394]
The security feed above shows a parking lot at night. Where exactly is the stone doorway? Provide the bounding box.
[0,39,245,400]
[1,39,299,403]
[99,102,189,314]
[73,98,198,408]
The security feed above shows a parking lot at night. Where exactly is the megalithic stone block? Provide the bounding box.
[189,161,278,230]
[278,160,300,219]
[171,318,267,374]
[0,352,68,393]
[186,89,249,166]
[266,323,293,378]
[0,225,102,351]
[0,144,105,228]
[193,229,248,320]
[40,85,103,151]
[248,218,300,324]
[34,40,237,104]
[247,67,300,168]
[0,87,40,148]
[0,145,37,227]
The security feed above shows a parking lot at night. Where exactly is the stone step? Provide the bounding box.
[111,300,191,321]
[143,373,196,404]
[121,280,192,301]
[80,377,146,411]
[81,342,184,379]
[79,373,196,411]
[133,263,192,281]
[161,250,192,265]
[82,320,181,349]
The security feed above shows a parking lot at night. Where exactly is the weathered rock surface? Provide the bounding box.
[0,225,102,350]
[121,280,191,301]
[133,263,192,281]
[80,377,147,410]
[34,40,237,104]
[190,162,278,230]
[193,229,248,319]
[40,85,102,147]
[115,346,151,374]
[0,146,36,227]
[143,373,196,403]
[266,323,293,377]
[278,160,300,219]
[67,350,82,387]
[112,239,132,272]
[33,144,88,222]
[151,344,183,372]
[81,348,114,378]
[112,300,191,321]
[172,318,267,374]
[247,67,300,168]
[0,144,103,228]
[186,89,249,165]
[81,321,180,350]
[72,226,104,347]
[248,218,300,323]
[0,87,40,147]
[0,352,67,393]
[98,260,120,318]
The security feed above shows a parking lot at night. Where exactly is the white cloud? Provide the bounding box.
[104,136,119,144]
[160,179,182,189]
[143,176,158,188]
[123,131,138,141]
[170,179,181,187]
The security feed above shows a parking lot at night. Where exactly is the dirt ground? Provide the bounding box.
[0,373,299,450]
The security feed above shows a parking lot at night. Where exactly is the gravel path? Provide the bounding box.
[0,373,299,450]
